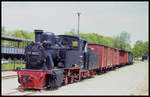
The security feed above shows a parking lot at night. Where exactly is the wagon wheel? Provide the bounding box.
[78,76,81,81]
[78,71,81,81]
[70,77,74,84]
[64,77,68,85]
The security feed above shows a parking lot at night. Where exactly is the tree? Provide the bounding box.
[142,41,149,56]
[103,37,114,48]
[2,26,10,36]
[64,30,115,47]
[64,28,77,36]
[132,40,146,58]
[2,26,5,32]
[12,30,34,41]
[113,31,131,50]
[125,44,132,51]
[65,30,133,51]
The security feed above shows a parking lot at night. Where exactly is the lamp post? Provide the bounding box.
[77,12,81,50]
[77,12,81,38]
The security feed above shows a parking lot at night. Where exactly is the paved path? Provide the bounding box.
[2,60,149,95]
[2,71,17,77]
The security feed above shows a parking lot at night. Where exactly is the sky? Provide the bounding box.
[2,2,149,47]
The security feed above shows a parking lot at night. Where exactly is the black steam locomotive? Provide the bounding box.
[15,30,99,89]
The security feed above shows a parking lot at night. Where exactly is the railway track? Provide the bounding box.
[2,75,17,80]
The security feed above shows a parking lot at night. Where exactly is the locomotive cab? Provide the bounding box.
[57,35,99,70]
[56,35,88,69]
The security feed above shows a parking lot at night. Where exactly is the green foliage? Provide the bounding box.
[143,41,149,56]
[113,31,131,50]
[103,37,114,48]
[132,40,149,58]
[125,44,132,51]
[2,27,34,48]
[64,31,130,49]
[2,26,34,41]
[2,26,5,33]
[2,26,11,36]
[12,30,34,41]
[2,63,25,70]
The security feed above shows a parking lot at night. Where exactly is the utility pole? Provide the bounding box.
[77,12,81,38]
[77,12,81,50]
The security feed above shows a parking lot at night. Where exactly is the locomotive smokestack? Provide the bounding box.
[34,30,43,42]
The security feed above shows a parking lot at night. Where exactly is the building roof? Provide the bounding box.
[2,35,33,42]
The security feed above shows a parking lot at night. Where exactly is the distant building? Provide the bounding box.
[1,60,9,64]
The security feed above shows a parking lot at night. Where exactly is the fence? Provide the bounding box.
[1,58,25,71]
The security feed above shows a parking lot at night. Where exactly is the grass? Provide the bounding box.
[1,63,25,70]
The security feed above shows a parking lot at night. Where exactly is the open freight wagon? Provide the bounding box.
[88,44,120,71]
